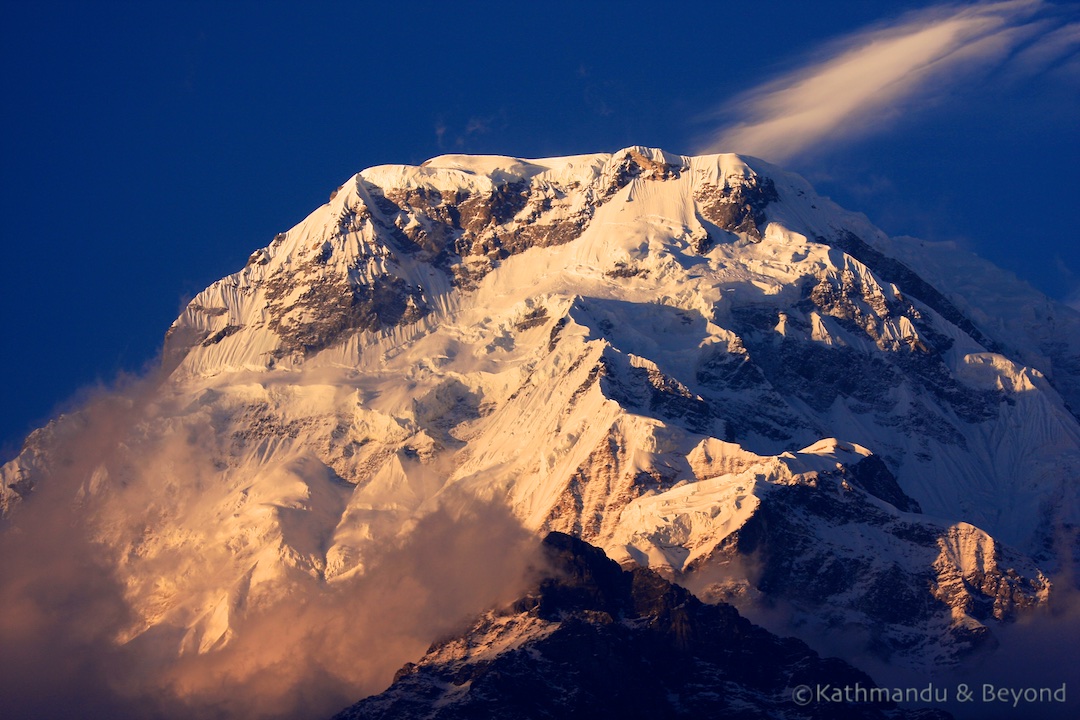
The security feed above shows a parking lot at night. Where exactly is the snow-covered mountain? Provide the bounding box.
[3,146,1078,694]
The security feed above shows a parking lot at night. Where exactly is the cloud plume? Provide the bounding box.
[0,379,545,720]
[700,0,1080,161]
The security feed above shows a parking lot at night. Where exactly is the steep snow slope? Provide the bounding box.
[2,147,1077,670]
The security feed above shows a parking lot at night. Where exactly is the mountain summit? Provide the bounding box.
[3,147,1078,710]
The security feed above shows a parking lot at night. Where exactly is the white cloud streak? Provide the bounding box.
[701,0,1080,161]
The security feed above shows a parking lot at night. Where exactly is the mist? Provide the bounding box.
[0,376,545,720]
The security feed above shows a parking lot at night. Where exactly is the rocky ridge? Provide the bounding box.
[332,532,953,720]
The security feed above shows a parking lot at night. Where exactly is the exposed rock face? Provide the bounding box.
[266,271,427,357]
[695,173,778,242]
[331,533,952,720]
[826,231,1000,354]
[370,177,592,289]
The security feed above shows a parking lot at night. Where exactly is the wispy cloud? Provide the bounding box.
[700,1,1080,161]
[0,377,544,720]
[1010,19,1080,73]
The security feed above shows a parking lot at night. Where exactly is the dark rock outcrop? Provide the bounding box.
[695,175,778,241]
[331,533,951,720]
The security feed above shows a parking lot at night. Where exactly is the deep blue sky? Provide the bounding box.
[2,1,1078,456]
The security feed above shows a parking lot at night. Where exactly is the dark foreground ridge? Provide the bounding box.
[331,532,951,720]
